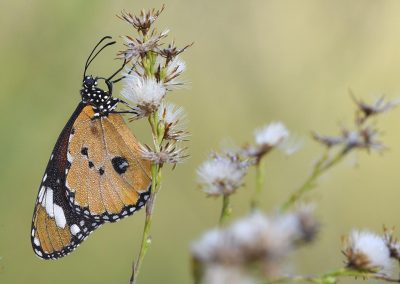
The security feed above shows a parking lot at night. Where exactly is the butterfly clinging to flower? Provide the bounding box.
[31,36,151,260]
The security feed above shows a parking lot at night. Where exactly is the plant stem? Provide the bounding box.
[281,146,350,211]
[130,111,163,284]
[267,268,400,284]
[251,158,265,211]
[219,195,232,226]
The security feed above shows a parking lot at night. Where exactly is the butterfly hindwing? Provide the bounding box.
[31,103,103,259]
[65,106,151,222]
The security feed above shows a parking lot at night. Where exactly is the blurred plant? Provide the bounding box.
[191,207,318,284]
[116,5,191,284]
[192,95,399,284]
[281,95,399,211]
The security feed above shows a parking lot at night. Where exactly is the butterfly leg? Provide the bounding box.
[107,59,128,82]
[111,62,136,84]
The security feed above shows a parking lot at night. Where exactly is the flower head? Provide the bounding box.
[342,126,385,152]
[121,74,166,118]
[118,6,165,36]
[158,102,188,141]
[197,153,248,196]
[255,122,289,147]
[343,230,392,275]
[352,94,400,123]
[158,41,193,64]
[313,126,385,153]
[163,56,187,90]
[244,122,291,160]
[140,142,188,165]
[383,226,400,261]
[119,30,169,61]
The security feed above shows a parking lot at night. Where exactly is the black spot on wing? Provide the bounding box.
[81,147,88,156]
[111,156,129,174]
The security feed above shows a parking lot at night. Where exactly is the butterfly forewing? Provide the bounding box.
[31,103,103,259]
[65,106,151,222]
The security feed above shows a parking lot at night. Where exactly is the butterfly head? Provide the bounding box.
[80,76,119,117]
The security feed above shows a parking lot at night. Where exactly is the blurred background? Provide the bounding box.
[1,0,400,283]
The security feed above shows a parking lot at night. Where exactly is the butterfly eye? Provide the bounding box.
[112,156,129,174]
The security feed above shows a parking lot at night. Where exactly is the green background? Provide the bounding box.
[1,0,400,283]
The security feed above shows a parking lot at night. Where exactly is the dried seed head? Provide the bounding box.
[383,226,400,261]
[158,102,189,141]
[118,30,169,61]
[313,126,385,153]
[197,153,248,196]
[140,142,188,165]
[158,41,193,64]
[163,56,187,90]
[343,126,385,152]
[343,230,392,275]
[118,5,165,36]
[352,94,400,124]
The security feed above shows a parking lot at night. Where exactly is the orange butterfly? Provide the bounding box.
[31,36,151,260]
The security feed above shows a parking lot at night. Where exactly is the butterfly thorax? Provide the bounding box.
[80,75,119,118]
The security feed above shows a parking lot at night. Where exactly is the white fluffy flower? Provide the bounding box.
[254,122,289,147]
[197,154,247,196]
[121,74,166,117]
[344,230,392,275]
[164,56,187,90]
[159,102,185,125]
[158,102,188,141]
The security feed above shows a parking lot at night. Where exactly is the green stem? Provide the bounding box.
[267,268,400,284]
[281,147,350,211]
[131,112,163,283]
[219,195,232,226]
[251,158,265,211]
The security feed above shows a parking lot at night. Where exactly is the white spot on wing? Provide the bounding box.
[38,186,45,203]
[70,224,80,236]
[35,249,43,257]
[42,173,47,182]
[34,237,40,246]
[67,151,73,162]
[54,204,66,228]
[44,188,54,217]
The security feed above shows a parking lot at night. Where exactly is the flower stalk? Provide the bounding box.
[266,267,400,284]
[219,195,232,226]
[281,147,348,211]
[251,158,266,211]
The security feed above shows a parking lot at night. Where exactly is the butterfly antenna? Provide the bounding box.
[84,36,116,77]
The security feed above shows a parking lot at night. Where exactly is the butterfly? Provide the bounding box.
[31,36,152,260]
